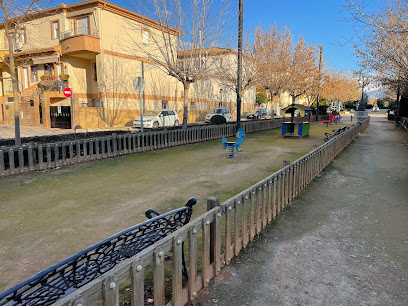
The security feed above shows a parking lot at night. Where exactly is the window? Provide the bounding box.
[45,63,54,76]
[93,99,103,107]
[23,67,29,89]
[19,28,26,44]
[31,65,38,82]
[51,21,60,39]
[92,63,97,81]
[57,63,62,76]
[77,16,90,35]
[80,99,102,107]
[190,102,197,110]
[6,80,13,94]
[162,100,168,109]
[142,30,149,45]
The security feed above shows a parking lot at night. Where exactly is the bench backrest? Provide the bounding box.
[0,199,196,305]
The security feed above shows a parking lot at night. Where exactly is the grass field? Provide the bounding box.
[0,121,351,291]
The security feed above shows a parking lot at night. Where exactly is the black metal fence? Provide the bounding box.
[0,119,283,177]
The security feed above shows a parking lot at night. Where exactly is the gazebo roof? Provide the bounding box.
[281,104,313,112]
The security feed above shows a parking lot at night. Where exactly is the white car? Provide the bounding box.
[205,108,232,123]
[133,110,179,129]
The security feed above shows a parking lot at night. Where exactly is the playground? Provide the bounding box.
[0,120,351,292]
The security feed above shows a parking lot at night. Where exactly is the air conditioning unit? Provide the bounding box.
[14,42,23,52]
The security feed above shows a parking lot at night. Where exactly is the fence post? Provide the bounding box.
[154,248,165,306]
[188,225,197,301]
[256,186,262,234]
[103,276,119,306]
[28,145,34,171]
[172,236,183,306]
[131,261,144,306]
[207,197,219,264]
[18,146,24,173]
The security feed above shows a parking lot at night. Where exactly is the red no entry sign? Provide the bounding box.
[63,87,72,98]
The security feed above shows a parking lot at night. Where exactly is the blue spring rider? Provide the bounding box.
[222,128,246,158]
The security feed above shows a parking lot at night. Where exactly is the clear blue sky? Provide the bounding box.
[61,0,382,74]
[243,0,380,74]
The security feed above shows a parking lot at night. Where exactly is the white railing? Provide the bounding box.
[60,27,100,40]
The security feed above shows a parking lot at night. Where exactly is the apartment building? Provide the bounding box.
[0,0,256,130]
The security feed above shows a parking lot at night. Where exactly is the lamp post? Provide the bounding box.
[316,45,323,121]
[353,70,370,119]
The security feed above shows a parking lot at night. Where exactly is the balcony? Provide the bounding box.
[60,27,101,57]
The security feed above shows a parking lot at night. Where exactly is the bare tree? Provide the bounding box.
[344,0,408,90]
[257,25,293,110]
[285,36,319,104]
[212,31,266,103]
[0,0,54,145]
[123,0,235,128]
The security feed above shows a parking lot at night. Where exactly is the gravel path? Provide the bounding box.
[195,119,408,306]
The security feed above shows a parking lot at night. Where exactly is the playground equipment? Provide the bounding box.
[222,128,246,158]
[323,114,342,126]
[281,104,312,138]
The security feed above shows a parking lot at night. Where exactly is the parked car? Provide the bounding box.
[247,108,267,120]
[205,108,231,123]
[133,110,179,128]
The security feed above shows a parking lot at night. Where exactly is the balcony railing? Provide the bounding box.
[60,27,99,40]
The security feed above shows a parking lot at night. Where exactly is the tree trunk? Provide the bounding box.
[182,82,190,129]
[291,95,296,104]
[8,42,21,146]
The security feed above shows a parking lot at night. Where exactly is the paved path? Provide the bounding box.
[0,124,74,139]
[196,118,408,305]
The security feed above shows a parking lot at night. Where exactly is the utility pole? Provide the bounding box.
[396,80,400,124]
[316,45,323,121]
[199,28,202,68]
[236,0,243,130]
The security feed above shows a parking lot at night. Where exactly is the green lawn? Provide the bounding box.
[0,121,351,291]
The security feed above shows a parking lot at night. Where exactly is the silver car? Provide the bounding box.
[205,108,232,123]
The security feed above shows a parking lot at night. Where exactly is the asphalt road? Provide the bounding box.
[194,117,408,305]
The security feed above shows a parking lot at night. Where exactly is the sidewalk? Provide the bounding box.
[0,124,135,139]
[196,119,408,305]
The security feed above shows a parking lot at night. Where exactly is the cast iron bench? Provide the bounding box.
[395,118,406,129]
[324,126,348,142]
[0,198,196,306]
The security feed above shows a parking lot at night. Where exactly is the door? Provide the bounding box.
[23,67,29,89]
[160,111,167,127]
[50,106,71,129]
[166,110,175,126]
[77,16,90,35]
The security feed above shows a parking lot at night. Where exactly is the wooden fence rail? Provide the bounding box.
[0,119,283,177]
[53,117,369,306]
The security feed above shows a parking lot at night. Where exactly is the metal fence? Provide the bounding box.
[42,117,369,306]
[0,119,282,177]
[0,199,196,306]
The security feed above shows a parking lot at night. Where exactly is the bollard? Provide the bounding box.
[351,115,353,122]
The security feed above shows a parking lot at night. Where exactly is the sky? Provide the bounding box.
[59,0,383,75]
[242,0,379,74]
